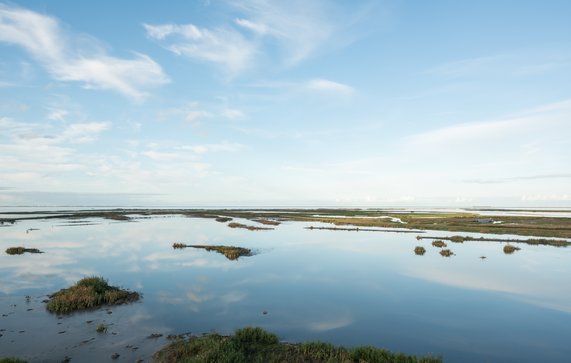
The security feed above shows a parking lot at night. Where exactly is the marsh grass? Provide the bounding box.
[173,244,252,260]
[5,246,43,255]
[154,327,442,363]
[414,246,426,255]
[0,358,27,363]
[228,222,273,231]
[503,245,521,254]
[440,249,454,257]
[46,277,140,314]
[431,240,447,248]
[253,219,281,226]
[215,217,233,223]
[418,235,569,247]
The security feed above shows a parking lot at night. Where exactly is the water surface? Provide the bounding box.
[1,214,570,362]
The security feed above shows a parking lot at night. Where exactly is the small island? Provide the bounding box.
[45,277,140,314]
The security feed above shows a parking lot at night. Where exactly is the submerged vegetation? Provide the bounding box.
[154,327,442,363]
[503,245,521,254]
[414,246,426,255]
[45,277,140,314]
[172,243,253,260]
[5,246,43,255]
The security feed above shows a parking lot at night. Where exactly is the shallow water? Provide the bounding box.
[1,214,571,362]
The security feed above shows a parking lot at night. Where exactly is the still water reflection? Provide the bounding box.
[1,215,570,362]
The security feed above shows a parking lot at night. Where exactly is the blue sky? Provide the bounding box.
[0,0,570,207]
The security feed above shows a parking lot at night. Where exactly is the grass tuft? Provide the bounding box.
[45,276,140,314]
[440,249,454,257]
[414,246,426,255]
[503,244,521,254]
[173,244,252,260]
[0,359,27,363]
[431,240,447,248]
[154,327,442,363]
[5,246,43,255]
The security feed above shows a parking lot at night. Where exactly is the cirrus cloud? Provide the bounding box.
[0,3,169,99]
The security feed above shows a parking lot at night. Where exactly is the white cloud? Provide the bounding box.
[61,122,110,143]
[220,107,246,120]
[235,18,267,34]
[229,0,333,65]
[144,23,257,74]
[185,110,212,124]
[144,0,345,74]
[0,4,169,99]
[306,78,354,95]
[47,109,69,121]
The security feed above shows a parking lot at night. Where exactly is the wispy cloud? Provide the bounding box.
[464,173,571,184]
[306,78,354,95]
[144,0,350,74]
[47,109,69,121]
[144,23,257,74]
[0,4,169,99]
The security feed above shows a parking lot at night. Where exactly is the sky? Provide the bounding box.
[0,0,570,207]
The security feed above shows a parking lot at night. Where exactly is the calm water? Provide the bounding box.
[1,214,571,362]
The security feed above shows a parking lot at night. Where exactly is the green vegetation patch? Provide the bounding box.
[253,219,281,226]
[154,327,442,363]
[0,358,27,363]
[503,245,521,254]
[414,246,426,255]
[215,217,233,223]
[418,235,570,247]
[5,246,43,255]
[440,249,454,257]
[46,277,140,314]
[431,240,447,248]
[228,222,274,231]
[172,243,253,260]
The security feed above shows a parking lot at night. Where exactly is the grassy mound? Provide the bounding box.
[431,240,447,248]
[46,277,140,314]
[439,249,453,257]
[154,327,442,363]
[173,243,252,260]
[503,244,521,254]
[414,246,426,255]
[5,247,43,255]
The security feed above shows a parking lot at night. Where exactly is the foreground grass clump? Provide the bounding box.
[154,327,442,363]
[5,246,43,255]
[173,243,252,260]
[46,277,140,314]
[0,358,27,363]
[414,246,426,255]
[503,244,521,254]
